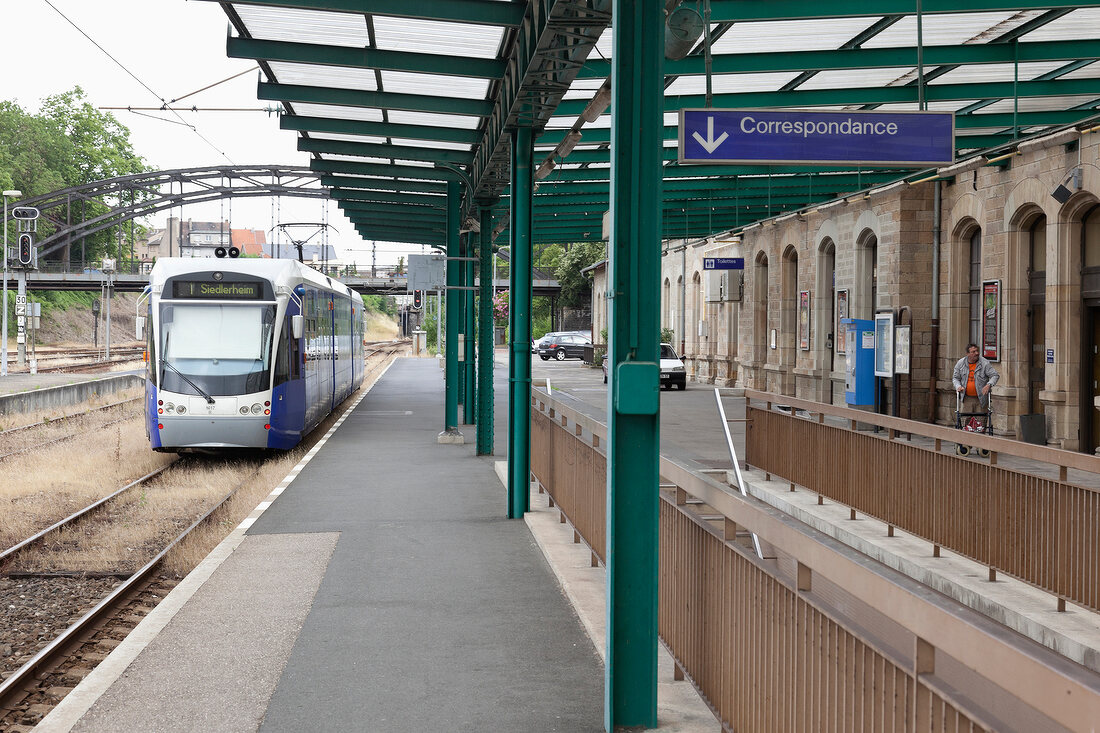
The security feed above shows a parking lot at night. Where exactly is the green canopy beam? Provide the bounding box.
[580,38,1100,79]
[261,81,493,117]
[311,158,462,181]
[299,137,473,165]
[283,115,481,145]
[212,0,525,26]
[230,37,505,79]
[321,175,447,194]
[554,77,1100,116]
[332,189,446,206]
[707,0,1100,22]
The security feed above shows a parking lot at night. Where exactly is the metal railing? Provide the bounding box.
[743,389,1100,613]
[530,390,1100,732]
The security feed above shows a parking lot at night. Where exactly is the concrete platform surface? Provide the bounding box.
[38,358,605,733]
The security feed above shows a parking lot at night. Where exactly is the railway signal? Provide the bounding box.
[412,289,423,310]
[17,233,33,266]
[11,206,39,220]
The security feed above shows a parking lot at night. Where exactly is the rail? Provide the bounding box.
[743,389,1100,612]
[530,390,1100,732]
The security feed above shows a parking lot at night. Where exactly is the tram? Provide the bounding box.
[141,258,364,451]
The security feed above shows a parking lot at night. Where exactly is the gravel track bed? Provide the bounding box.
[0,575,178,731]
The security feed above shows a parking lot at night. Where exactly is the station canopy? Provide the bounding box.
[202,1,1100,248]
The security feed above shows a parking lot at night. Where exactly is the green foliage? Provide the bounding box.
[661,326,676,344]
[362,294,396,316]
[0,87,148,265]
[555,241,605,309]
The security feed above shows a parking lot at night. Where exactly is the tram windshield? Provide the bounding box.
[158,303,276,396]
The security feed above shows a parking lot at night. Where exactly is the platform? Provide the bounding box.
[38,358,606,732]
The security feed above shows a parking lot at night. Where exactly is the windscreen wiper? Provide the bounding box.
[161,360,216,404]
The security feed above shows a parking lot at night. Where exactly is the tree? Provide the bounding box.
[555,241,606,309]
[0,87,148,266]
[395,256,405,275]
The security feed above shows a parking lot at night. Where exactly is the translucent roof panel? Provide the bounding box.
[372,16,504,60]
[795,68,914,91]
[979,95,1100,113]
[860,12,1023,48]
[665,72,803,96]
[268,62,378,92]
[710,18,879,55]
[379,70,490,99]
[232,4,368,48]
[563,78,607,101]
[385,110,482,129]
[310,132,389,145]
[1059,62,1100,81]
[929,61,1073,85]
[289,103,385,122]
[1015,9,1100,41]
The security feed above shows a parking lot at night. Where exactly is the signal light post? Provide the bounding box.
[2,190,23,377]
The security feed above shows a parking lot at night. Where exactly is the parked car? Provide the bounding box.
[538,332,591,361]
[659,343,687,390]
[602,343,687,390]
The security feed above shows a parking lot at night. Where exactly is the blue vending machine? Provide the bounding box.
[843,318,875,406]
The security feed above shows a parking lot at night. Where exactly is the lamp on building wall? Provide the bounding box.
[1051,168,1083,204]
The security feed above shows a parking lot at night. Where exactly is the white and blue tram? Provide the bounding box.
[141,258,365,451]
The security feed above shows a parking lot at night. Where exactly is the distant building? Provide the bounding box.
[231,228,268,257]
[135,219,268,266]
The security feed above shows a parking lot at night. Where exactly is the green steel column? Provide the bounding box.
[508,126,533,518]
[464,232,477,425]
[457,233,466,409]
[477,202,496,455]
[441,179,461,440]
[606,2,663,729]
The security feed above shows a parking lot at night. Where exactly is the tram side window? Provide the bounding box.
[147,309,156,382]
[273,318,289,386]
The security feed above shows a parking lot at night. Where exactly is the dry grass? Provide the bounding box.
[16,458,263,573]
[0,386,144,432]
[0,418,173,551]
[365,311,399,340]
[3,347,403,576]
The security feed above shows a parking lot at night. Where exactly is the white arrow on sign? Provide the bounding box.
[691,116,728,154]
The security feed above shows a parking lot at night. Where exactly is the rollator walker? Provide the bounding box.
[954,390,992,457]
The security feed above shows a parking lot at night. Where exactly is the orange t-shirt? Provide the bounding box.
[966,361,978,397]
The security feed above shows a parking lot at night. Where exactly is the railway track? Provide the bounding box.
[0,459,259,727]
[0,397,143,462]
[0,343,405,726]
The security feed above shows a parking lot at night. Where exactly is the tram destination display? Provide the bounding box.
[172,280,264,300]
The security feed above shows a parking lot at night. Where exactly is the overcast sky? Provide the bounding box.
[1,0,433,269]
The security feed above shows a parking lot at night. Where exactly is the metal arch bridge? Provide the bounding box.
[8,165,328,262]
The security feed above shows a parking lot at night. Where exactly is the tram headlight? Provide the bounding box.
[239,406,250,415]
[164,402,174,412]
[250,403,262,415]
[176,405,187,414]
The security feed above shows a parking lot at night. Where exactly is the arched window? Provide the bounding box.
[754,252,769,363]
[856,231,878,319]
[781,246,799,356]
[818,239,836,375]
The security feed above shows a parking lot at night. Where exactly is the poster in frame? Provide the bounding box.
[799,290,811,350]
[982,280,1000,362]
[835,289,849,354]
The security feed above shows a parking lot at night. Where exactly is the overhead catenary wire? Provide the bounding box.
[41,0,235,164]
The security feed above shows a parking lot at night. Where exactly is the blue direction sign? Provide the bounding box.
[679,109,954,166]
[703,257,744,270]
